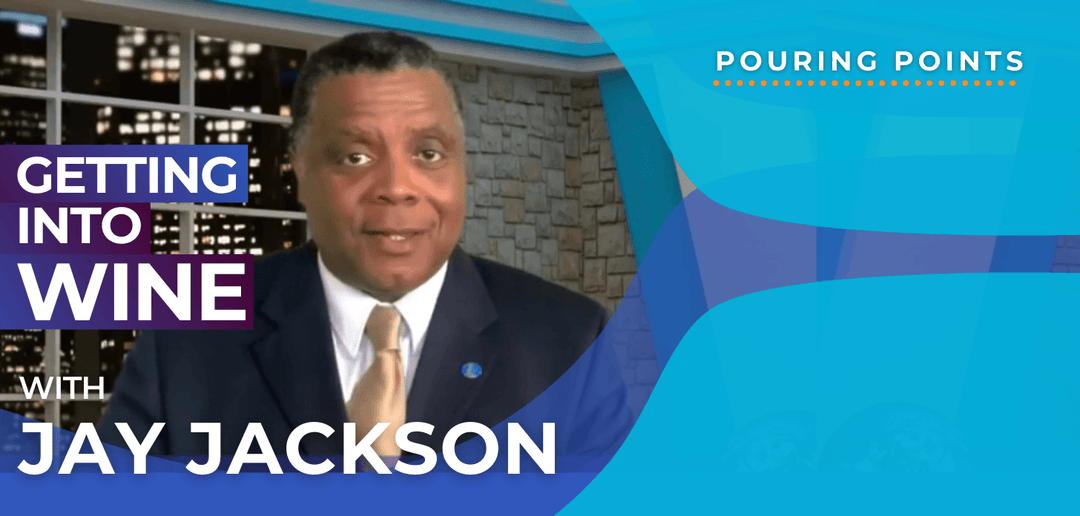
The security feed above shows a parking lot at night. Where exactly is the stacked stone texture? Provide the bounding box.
[441,61,638,317]
[440,62,654,415]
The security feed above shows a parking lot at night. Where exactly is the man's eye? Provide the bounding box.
[342,153,372,166]
[417,149,444,163]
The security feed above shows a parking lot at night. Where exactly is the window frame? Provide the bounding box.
[0,7,308,425]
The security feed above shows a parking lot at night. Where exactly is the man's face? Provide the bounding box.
[293,68,466,301]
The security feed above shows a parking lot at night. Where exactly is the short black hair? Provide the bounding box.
[288,31,461,151]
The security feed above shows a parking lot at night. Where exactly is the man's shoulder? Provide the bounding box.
[467,253,607,324]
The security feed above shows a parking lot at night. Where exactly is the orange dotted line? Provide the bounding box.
[712,79,1017,87]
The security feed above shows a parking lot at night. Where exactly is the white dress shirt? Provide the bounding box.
[317,253,449,403]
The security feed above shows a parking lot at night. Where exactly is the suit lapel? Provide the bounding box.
[247,244,499,455]
[249,243,346,455]
[407,247,499,447]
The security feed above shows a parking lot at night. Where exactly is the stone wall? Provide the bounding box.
[439,61,638,316]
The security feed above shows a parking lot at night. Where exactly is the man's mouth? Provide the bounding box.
[361,229,427,254]
[364,230,423,240]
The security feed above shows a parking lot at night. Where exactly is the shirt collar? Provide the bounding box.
[317,253,448,357]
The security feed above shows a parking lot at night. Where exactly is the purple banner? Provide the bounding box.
[0,145,248,203]
[0,254,254,329]
[0,203,150,254]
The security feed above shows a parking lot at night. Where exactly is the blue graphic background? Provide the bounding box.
[561,0,1080,512]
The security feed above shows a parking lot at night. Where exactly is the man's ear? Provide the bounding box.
[290,150,308,206]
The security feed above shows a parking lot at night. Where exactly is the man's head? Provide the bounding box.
[290,32,466,302]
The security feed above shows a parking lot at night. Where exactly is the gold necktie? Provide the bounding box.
[347,304,405,458]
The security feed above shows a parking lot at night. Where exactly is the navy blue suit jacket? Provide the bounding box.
[98,243,632,458]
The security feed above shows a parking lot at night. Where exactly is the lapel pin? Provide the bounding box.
[460,361,482,379]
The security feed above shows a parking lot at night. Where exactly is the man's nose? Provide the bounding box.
[372,155,420,204]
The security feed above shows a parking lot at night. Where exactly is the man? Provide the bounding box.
[99,32,632,462]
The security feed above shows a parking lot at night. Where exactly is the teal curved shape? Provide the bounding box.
[561,273,1080,513]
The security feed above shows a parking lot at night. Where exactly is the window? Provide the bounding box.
[0,95,46,143]
[62,19,181,103]
[0,8,307,430]
[0,10,46,89]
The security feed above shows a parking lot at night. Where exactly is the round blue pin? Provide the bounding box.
[460,361,482,379]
